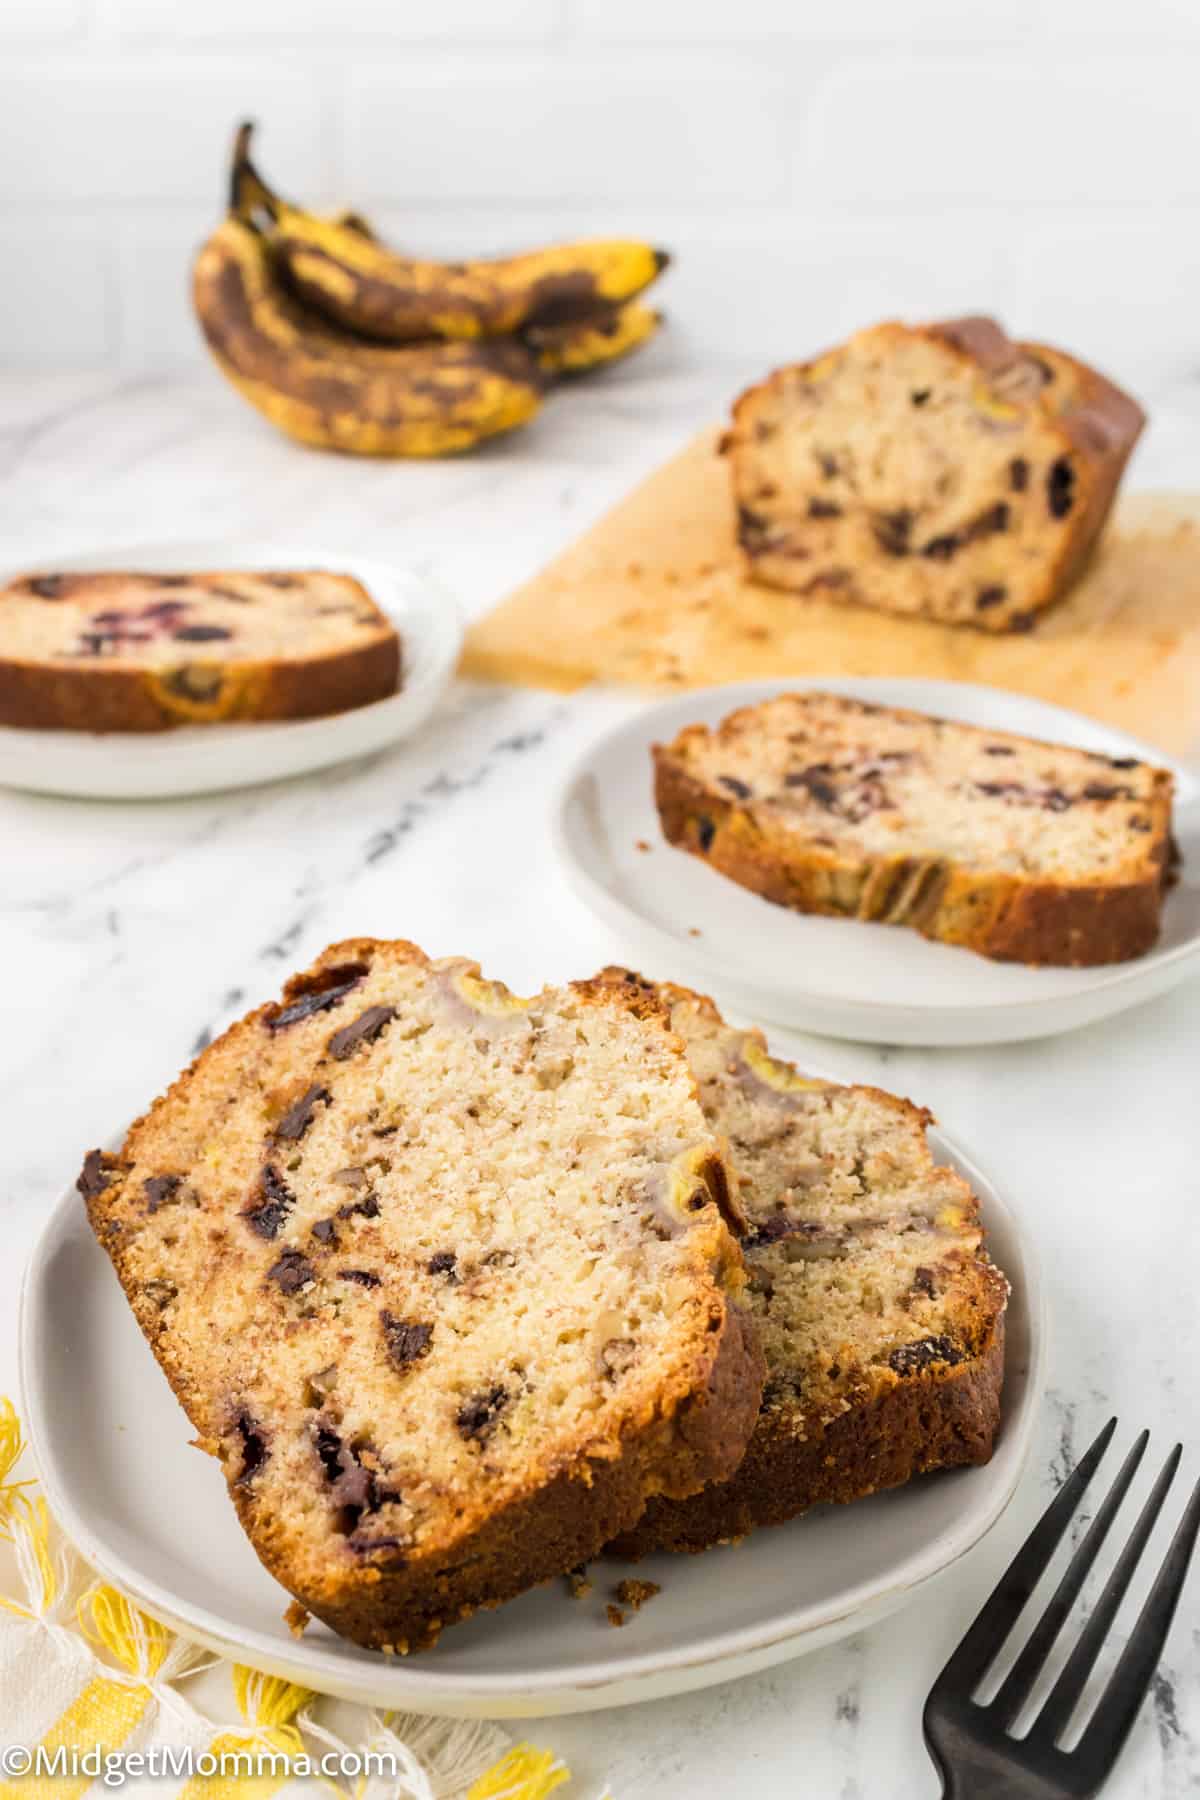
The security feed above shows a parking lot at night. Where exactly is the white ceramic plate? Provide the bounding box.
[555,678,1200,1046]
[20,1089,1041,1719]
[0,539,462,799]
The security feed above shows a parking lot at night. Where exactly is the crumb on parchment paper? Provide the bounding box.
[565,1566,593,1600]
[606,1604,627,1628]
[285,1600,310,1638]
[635,839,652,852]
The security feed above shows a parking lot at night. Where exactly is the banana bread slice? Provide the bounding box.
[79,939,762,1652]
[602,973,1008,1558]
[726,316,1144,632]
[0,569,400,730]
[654,691,1177,965]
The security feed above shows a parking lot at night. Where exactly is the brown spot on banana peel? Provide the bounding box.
[192,219,545,457]
[529,299,662,378]
[272,227,669,343]
[331,210,378,241]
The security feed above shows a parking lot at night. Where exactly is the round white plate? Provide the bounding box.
[0,539,462,799]
[555,677,1200,1046]
[20,1093,1041,1719]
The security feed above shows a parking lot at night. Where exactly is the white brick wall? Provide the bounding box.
[103,0,563,40]
[345,64,799,203]
[806,58,1200,208]
[0,67,332,202]
[0,0,1195,373]
[0,0,85,41]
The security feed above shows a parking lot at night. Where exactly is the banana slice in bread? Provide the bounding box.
[600,974,1008,1557]
[655,690,1177,965]
[80,939,763,1651]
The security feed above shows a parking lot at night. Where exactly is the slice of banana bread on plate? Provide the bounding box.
[0,569,400,730]
[79,939,762,1652]
[725,315,1144,632]
[602,973,1008,1558]
[654,690,1177,965]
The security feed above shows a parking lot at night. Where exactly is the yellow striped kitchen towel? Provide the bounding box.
[0,1397,599,1799]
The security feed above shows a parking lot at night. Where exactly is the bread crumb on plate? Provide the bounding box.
[615,1578,661,1613]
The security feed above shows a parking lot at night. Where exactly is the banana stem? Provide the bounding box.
[229,120,282,227]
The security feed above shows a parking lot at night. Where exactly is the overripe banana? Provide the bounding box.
[193,217,545,458]
[527,300,662,376]
[232,122,669,343]
[308,201,664,377]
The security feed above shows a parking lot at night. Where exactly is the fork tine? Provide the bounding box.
[930,1417,1117,1694]
[1029,1443,1182,1747]
[989,1430,1150,1729]
[1073,1470,1200,1782]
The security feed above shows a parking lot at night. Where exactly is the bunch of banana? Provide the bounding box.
[191,122,669,458]
[193,218,546,457]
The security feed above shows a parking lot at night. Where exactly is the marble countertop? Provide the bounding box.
[1,354,1198,1798]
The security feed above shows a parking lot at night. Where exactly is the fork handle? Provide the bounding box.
[938,1765,1034,1798]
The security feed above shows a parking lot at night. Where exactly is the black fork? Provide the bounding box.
[924,1419,1200,1798]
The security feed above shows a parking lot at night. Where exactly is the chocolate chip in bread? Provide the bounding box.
[654,691,1176,965]
[725,317,1144,632]
[0,569,400,729]
[601,975,1008,1558]
[80,938,764,1651]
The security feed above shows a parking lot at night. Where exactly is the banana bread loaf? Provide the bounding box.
[654,690,1177,965]
[0,569,400,730]
[726,316,1144,632]
[603,974,1008,1558]
[79,939,762,1651]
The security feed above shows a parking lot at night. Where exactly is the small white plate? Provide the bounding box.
[0,539,463,799]
[20,1096,1041,1719]
[555,678,1200,1046]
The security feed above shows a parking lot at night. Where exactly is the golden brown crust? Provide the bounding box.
[0,636,400,731]
[81,936,764,1652]
[1022,342,1148,601]
[654,745,1174,968]
[611,1311,1005,1558]
[251,1296,762,1651]
[0,572,400,732]
[595,966,1007,1561]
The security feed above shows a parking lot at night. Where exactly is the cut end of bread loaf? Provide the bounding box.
[654,691,1176,965]
[597,972,1009,1558]
[725,316,1145,632]
[80,939,762,1651]
[0,569,400,729]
